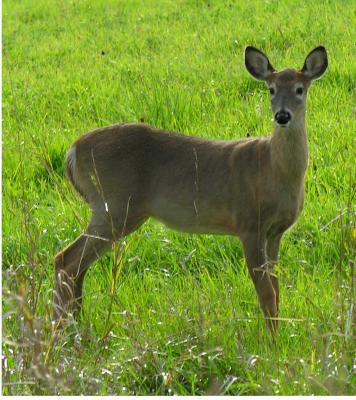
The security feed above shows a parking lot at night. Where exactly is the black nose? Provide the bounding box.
[275,110,291,125]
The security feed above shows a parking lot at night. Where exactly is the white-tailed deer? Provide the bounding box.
[54,46,328,333]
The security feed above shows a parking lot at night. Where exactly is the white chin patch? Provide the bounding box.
[275,121,290,127]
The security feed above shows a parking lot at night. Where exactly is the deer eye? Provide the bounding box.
[296,87,303,95]
[269,87,275,95]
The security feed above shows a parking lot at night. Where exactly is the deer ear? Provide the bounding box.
[301,46,328,80]
[245,46,275,81]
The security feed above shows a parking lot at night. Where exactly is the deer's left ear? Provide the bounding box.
[301,46,328,80]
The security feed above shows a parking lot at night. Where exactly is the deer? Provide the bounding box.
[53,46,328,334]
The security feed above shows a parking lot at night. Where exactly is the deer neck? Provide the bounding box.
[270,117,308,184]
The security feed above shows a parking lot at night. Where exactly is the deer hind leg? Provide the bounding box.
[242,232,278,334]
[53,204,148,322]
[53,220,112,322]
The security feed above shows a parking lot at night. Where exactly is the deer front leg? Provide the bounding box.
[266,233,282,315]
[242,232,278,334]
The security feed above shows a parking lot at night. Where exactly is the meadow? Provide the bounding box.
[2,0,355,395]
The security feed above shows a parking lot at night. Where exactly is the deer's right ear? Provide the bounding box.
[245,46,275,81]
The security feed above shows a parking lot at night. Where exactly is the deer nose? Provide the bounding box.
[275,110,291,125]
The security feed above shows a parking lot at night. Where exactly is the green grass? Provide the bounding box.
[2,0,355,395]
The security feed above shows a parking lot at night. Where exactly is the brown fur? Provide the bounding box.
[53,46,328,334]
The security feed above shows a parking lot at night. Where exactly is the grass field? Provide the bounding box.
[2,0,355,395]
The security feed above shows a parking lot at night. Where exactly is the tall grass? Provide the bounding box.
[2,0,355,395]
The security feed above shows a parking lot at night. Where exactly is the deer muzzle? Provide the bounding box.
[275,110,291,125]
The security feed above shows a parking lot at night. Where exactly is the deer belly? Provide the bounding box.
[150,200,236,235]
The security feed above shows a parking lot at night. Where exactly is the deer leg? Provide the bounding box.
[242,232,278,334]
[53,203,147,323]
[53,222,112,322]
[266,233,282,314]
